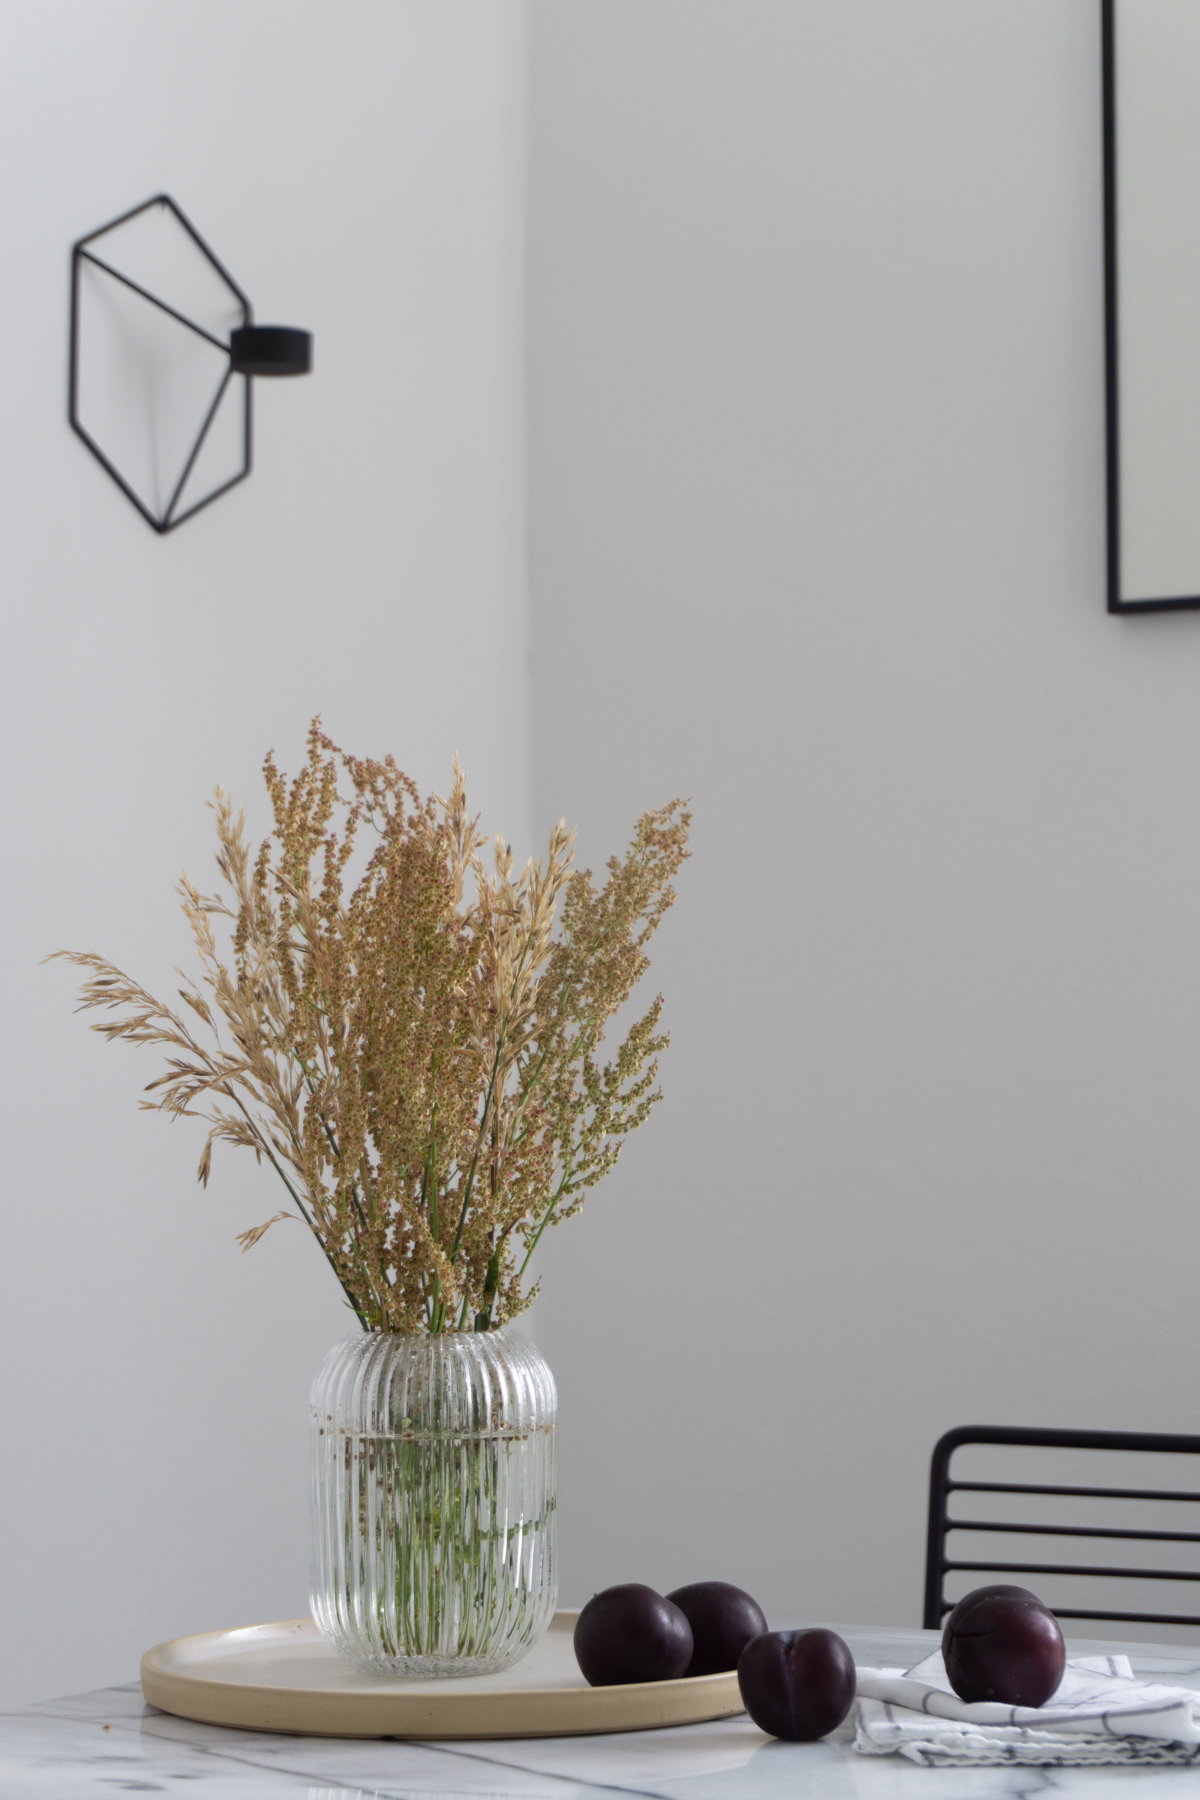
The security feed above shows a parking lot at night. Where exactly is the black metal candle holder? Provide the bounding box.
[69,194,312,534]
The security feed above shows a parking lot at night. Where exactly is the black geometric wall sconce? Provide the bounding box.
[69,194,312,534]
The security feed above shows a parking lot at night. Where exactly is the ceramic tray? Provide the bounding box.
[141,1610,746,1739]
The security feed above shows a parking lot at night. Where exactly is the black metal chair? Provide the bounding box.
[924,1425,1200,1632]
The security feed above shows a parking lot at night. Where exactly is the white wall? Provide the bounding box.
[527,0,1200,1637]
[0,1,528,1707]
[8,0,1200,1713]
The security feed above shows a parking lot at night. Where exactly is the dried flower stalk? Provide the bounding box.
[50,723,690,1332]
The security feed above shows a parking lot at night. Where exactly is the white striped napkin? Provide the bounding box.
[854,1650,1200,1766]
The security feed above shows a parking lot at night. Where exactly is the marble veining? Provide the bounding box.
[6,1628,1200,1799]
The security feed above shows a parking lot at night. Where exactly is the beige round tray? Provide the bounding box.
[141,1609,745,1739]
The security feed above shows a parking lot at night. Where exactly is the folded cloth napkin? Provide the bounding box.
[854,1651,1200,1766]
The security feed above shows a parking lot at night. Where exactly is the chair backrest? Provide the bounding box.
[924,1425,1200,1632]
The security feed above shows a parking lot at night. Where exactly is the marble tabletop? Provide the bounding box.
[7,1626,1200,1800]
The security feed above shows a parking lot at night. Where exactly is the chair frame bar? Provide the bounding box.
[923,1425,1200,1632]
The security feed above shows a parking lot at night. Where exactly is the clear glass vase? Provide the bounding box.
[310,1326,557,1677]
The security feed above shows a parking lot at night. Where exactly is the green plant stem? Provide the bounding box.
[517,1170,574,1284]
[474,1238,505,1330]
[297,1057,374,1239]
[232,1099,368,1328]
[447,950,535,1277]
[421,1121,441,1330]
[292,1053,388,1319]
[448,1048,502,1269]
[496,972,574,1142]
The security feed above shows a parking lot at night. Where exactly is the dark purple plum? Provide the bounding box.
[942,1585,1065,1706]
[573,1584,694,1686]
[737,1628,856,1741]
[665,1581,769,1677]
[956,1584,1041,1605]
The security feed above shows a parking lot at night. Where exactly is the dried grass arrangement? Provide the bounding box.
[52,724,689,1333]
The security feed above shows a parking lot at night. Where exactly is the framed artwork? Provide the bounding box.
[1105,0,1200,612]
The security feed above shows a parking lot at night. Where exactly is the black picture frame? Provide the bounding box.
[1104,0,1200,613]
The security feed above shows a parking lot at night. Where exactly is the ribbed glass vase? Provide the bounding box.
[310,1327,557,1677]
